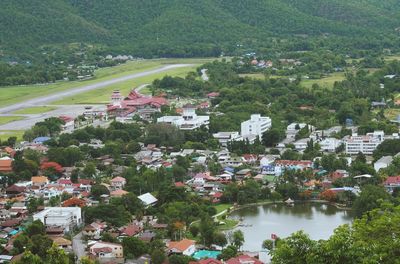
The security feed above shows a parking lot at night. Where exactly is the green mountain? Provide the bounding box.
[1,0,399,58]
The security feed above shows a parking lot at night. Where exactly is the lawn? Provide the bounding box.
[53,65,198,105]
[0,58,215,108]
[385,108,400,120]
[213,204,232,214]
[12,106,56,115]
[300,72,345,90]
[0,130,24,141]
[0,116,25,125]
[384,55,400,61]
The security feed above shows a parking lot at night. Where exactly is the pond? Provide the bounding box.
[228,202,353,251]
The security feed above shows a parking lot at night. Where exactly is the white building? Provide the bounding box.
[374,156,393,172]
[213,132,243,147]
[157,105,209,130]
[241,114,271,139]
[138,192,158,207]
[33,207,82,232]
[345,131,385,155]
[286,123,308,139]
[293,138,311,151]
[319,138,342,152]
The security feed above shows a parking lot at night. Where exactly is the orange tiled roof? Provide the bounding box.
[168,239,195,252]
[31,176,48,184]
[0,159,12,172]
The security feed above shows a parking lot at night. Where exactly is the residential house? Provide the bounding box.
[90,241,123,259]
[51,236,72,251]
[235,169,252,181]
[119,223,143,238]
[167,239,196,256]
[384,176,400,192]
[293,138,310,151]
[242,154,258,164]
[59,116,75,131]
[33,137,51,144]
[110,176,127,190]
[226,255,264,264]
[31,176,49,188]
[138,193,158,207]
[319,138,342,152]
[110,189,129,197]
[374,156,393,172]
[0,158,12,173]
[213,132,243,147]
[330,170,349,182]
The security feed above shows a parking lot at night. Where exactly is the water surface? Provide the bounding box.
[228,202,353,251]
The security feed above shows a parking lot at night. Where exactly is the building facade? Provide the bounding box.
[241,114,272,139]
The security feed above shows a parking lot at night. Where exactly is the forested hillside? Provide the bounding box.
[1,0,399,59]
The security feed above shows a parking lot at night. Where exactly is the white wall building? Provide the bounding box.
[241,114,272,139]
[293,138,311,151]
[90,241,123,259]
[157,105,209,130]
[374,156,393,172]
[213,132,243,147]
[33,207,82,232]
[345,131,385,155]
[319,138,342,152]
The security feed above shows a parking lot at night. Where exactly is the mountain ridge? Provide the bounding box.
[1,0,399,58]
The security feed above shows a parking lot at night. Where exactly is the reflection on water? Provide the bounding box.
[229,203,353,251]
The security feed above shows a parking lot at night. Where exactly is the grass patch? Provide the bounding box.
[0,58,215,108]
[53,65,198,105]
[0,130,24,141]
[0,116,25,125]
[385,108,400,120]
[384,55,400,61]
[12,106,56,115]
[301,72,345,90]
[217,218,239,231]
[213,204,232,214]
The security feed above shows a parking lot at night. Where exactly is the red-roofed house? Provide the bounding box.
[174,182,185,188]
[384,176,400,192]
[226,255,264,264]
[207,92,220,99]
[58,178,73,186]
[59,116,75,131]
[167,239,196,256]
[110,176,126,189]
[0,158,12,173]
[90,241,123,259]
[120,224,143,237]
[190,259,222,264]
[242,154,258,164]
[110,189,129,197]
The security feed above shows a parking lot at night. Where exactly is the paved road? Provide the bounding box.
[72,232,86,263]
[0,105,106,130]
[0,64,193,114]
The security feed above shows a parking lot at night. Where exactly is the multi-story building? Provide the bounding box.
[33,207,82,232]
[157,104,209,130]
[345,131,385,155]
[241,114,272,139]
[212,132,243,147]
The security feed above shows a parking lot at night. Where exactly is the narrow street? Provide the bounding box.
[72,232,86,263]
